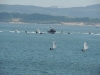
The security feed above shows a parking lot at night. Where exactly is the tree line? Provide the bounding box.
[0,12,100,24]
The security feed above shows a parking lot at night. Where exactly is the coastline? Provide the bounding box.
[0,22,100,26]
[61,22,100,26]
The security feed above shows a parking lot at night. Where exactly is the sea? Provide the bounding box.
[0,23,100,75]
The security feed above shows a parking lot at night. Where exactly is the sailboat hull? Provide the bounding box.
[82,49,86,52]
[50,48,53,50]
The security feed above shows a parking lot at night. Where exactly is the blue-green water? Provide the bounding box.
[0,23,100,75]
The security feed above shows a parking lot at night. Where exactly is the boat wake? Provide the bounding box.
[92,33,100,35]
[27,31,36,34]
[1,30,99,36]
[9,30,20,33]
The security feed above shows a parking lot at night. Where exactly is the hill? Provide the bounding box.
[0,12,100,25]
[0,4,100,18]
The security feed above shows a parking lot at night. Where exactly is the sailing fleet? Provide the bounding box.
[13,26,90,51]
[50,41,89,52]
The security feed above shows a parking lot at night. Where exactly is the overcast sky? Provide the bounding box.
[0,0,100,8]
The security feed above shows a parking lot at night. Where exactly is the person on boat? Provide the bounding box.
[15,30,18,33]
[68,32,70,34]
[36,29,40,33]
[40,32,43,34]
[82,49,85,52]
[25,31,27,33]
[50,48,53,50]
[89,32,91,34]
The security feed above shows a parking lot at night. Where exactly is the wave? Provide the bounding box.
[64,32,83,34]
[56,31,62,34]
[83,32,100,35]
[27,32,35,33]
[92,34,100,35]
[83,32,94,34]
[9,31,47,34]
[0,31,3,32]
[9,31,15,33]
[4,31,100,36]
[83,33,89,34]
[9,30,20,33]
[41,32,47,34]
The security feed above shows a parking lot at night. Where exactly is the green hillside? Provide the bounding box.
[0,4,100,18]
[0,12,100,24]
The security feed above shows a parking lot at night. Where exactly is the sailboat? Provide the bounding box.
[35,29,43,34]
[50,41,56,50]
[36,29,40,33]
[82,42,89,52]
[48,26,56,34]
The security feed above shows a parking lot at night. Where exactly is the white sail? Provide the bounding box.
[84,42,89,50]
[36,29,40,33]
[53,41,56,48]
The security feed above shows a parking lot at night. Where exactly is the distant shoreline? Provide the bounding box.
[61,22,100,26]
[0,22,100,26]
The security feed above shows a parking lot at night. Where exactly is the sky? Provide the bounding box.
[0,0,100,8]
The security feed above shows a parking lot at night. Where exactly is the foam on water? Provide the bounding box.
[0,31,3,32]
[83,33,89,34]
[91,33,100,35]
[9,31,15,33]
[9,30,20,33]
[27,31,36,33]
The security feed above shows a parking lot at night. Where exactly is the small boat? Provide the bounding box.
[50,41,56,50]
[15,30,20,33]
[68,32,70,34]
[35,29,43,34]
[82,42,89,52]
[25,31,27,33]
[48,29,56,34]
[36,29,40,33]
[89,32,91,34]
[47,26,56,34]
[15,30,18,33]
